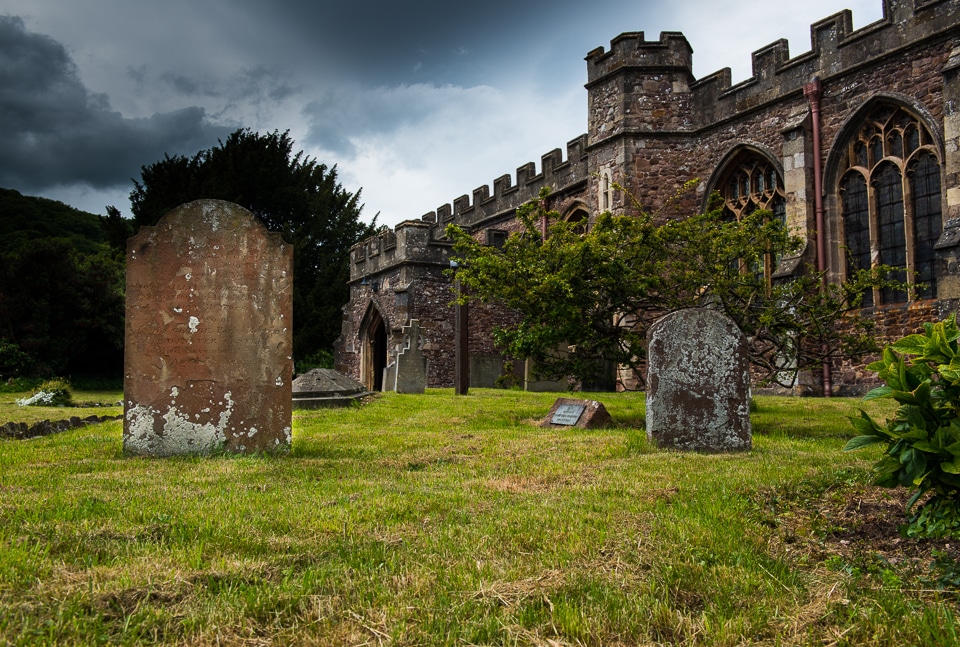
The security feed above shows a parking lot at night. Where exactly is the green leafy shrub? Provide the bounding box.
[0,376,42,393]
[294,350,334,376]
[845,314,960,538]
[16,377,74,407]
[0,338,32,379]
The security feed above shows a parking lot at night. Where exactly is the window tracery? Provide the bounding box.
[838,103,942,305]
[564,207,589,234]
[717,152,786,289]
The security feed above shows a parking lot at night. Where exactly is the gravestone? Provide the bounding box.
[540,397,613,429]
[646,308,751,452]
[392,319,427,394]
[470,355,505,388]
[123,200,293,456]
[292,368,371,409]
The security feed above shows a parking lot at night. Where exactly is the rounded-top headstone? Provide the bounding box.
[645,308,751,452]
[123,200,293,456]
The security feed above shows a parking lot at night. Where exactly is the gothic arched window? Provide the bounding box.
[837,103,942,304]
[717,151,786,289]
[598,170,613,212]
[564,206,589,235]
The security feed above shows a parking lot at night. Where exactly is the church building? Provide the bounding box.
[335,0,960,395]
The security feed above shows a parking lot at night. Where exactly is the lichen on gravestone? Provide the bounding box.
[123,200,293,456]
[645,308,751,452]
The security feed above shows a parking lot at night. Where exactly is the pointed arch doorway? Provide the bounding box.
[360,306,388,391]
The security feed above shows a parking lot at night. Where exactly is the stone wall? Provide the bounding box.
[337,0,960,394]
[831,299,956,395]
[335,138,590,389]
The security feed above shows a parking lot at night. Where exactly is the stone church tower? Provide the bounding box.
[336,0,960,395]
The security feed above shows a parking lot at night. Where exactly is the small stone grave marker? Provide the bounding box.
[392,319,427,394]
[551,403,586,425]
[540,397,613,429]
[123,200,293,456]
[645,308,751,452]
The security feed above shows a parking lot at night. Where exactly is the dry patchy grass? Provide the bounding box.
[1,389,958,646]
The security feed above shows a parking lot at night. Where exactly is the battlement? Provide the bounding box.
[701,0,958,119]
[585,31,694,85]
[588,0,960,132]
[350,134,589,280]
[349,220,447,282]
[421,134,589,231]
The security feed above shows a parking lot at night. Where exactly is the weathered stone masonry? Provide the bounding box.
[336,138,590,390]
[337,0,960,394]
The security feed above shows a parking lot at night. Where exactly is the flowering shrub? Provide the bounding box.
[16,378,74,407]
[845,314,960,538]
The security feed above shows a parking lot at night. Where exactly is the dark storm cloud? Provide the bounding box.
[161,72,204,97]
[0,15,231,191]
[219,0,596,86]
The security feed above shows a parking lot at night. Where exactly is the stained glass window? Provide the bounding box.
[875,163,907,303]
[838,103,942,304]
[870,137,884,166]
[841,172,872,307]
[854,141,868,168]
[910,152,942,299]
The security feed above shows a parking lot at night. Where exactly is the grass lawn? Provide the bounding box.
[1,388,958,646]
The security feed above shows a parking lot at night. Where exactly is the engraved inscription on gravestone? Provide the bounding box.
[123,200,293,456]
[551,404,586,426]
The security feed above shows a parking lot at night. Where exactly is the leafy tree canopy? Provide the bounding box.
[130,129,376,361]
[0,239,125,379]
[447,186,895,389]
[0,188,126,380]
[0,187,108,256]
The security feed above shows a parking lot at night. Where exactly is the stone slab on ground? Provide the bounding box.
[540,397,613,429]
[1,415,123,440]
[292,368,372,409]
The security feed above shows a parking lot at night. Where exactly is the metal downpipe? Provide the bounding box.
[804,76,833,397]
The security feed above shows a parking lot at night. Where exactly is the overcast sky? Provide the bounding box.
[0,0,884,227]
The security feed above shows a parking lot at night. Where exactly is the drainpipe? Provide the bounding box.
[541,195,549,240]
[804,76,832,397]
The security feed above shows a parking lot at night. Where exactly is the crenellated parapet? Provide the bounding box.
[422,134,589,232]
[693,0,959,123]
[349,134,589,281]
[586,0,960,140]
[585,31,694,85]
[349,220,447,283]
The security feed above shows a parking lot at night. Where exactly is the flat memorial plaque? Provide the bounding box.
[551,403,586,426]
[540,397,613,429]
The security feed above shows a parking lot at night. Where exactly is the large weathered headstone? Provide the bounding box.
[124,200,293,456]
[646,308,751,452]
